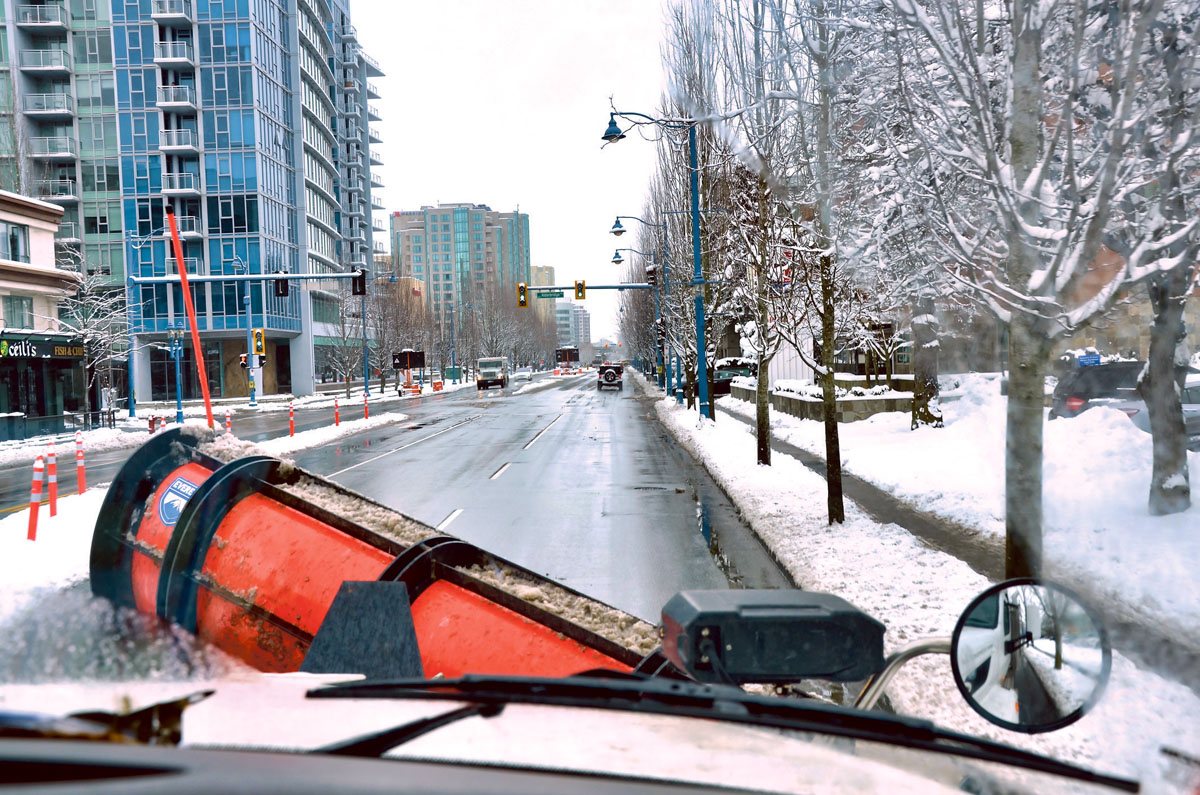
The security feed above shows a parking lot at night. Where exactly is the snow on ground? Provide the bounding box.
[719,377,1200,648]
[253,411,408,457]
[638,371,1200,792]
[0,426,146,469]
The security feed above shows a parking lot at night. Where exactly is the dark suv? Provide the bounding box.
[597,363,624,392]
[1049,361,1143,419]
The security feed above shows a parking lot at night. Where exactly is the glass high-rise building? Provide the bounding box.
[390,203,530,320]
[0,0,384,400]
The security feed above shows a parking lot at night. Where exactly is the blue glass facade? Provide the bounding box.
[114,0,300,339]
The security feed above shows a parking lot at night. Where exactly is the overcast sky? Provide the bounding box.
[353,0,671,340]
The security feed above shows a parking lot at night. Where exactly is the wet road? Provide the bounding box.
[290,374,793,620]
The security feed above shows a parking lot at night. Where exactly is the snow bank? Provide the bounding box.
[650,386,1200,790]
[0,427,149,469]
[720,374,1200,648]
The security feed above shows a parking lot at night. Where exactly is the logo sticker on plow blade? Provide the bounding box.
[158,476,198,526]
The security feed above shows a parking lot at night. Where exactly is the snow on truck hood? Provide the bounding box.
[0,673,964,794]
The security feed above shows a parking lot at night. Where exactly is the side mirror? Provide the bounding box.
[951,578,1111,734]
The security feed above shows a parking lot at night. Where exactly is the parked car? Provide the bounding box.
[712,361,757,396]
[1050,362,1200,450]
[1048,361,1143,419]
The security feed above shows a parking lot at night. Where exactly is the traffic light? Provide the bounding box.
[351,269,366,296]
[517,282,528,308]
[274,274,289,297]
[574,280,586,300]
[239,353,248,369]
[645,264,657,286]
[252,328,266,355]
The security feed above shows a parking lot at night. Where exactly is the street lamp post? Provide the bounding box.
[611,216,670,392]
[603,112,712,419]
[168,324,185,425]
[228,258,257,407]
[611,245,663,391]
[361,288,370,397]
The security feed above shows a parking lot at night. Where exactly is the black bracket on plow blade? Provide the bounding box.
[300,581,424,680]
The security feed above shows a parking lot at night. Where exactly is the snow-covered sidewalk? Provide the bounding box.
[637,371,1200,792]
[717,378,1200,650]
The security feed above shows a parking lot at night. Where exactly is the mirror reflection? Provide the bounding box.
[954,581,1108,732]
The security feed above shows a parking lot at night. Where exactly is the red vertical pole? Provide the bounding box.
[334,397,339,426]
[364,392,369,420]
[166,210,214,429]
[289,400,295,437]
[74,431,86,494]
[27,456,44,541]
[45,442,57,516]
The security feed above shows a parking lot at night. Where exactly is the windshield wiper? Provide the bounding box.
[314,702,504,757]
[308,674,1139,792]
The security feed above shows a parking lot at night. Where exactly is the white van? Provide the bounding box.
[477,357,509,390]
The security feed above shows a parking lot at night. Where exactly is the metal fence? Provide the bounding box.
[0,411,117,443]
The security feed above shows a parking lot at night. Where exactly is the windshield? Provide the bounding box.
[1,1,1197,794]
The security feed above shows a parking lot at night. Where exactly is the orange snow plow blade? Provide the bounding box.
[89,428,657,677]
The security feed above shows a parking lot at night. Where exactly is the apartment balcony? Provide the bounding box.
[369,149,383,166]
[343,102,362,118]
[29,135,77,160]
[372,218,385,232]
[347,224,366,242]
[35,179,79,203]
[16,4,70,30]
[156,85,197,110]
[362,51,383,76]
[159,128,199,154]
[368,126,382,144]
[343,78,360,94]
[179,256,204,274]
[346,200,365,217]
[55,222,81,244]
[344,178,363,195]
[366,80,381,99]
[150,0,194,25]
[340,46,358,66]
[22,92,74,118]
[370,171,384,188]
[170,215,204,239]
[370,193,385,210]
[19,49,72,75]
[161,172,201,196]
[367,103,381,121]
[153,40,195,66]
[339,23,357,40]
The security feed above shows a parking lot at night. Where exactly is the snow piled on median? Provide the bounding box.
[649,381,1200,792]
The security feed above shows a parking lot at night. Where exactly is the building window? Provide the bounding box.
[0,222,30,264]
[3,295,33,328]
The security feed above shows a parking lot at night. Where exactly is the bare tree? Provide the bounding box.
[893,0,1199,571]
[324,284,366,399]
[52,247,142,419]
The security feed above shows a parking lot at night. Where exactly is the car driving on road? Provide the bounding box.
[514,367,533,383]
[597,363,623,391]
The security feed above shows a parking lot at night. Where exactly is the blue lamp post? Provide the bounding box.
[610,246,664,391]
[603,112,712,419]
[168,323,185,424]
[611,215,670,393]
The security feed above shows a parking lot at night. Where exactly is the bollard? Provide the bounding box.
[149,416,157,433]
[364,392,369,420]
[334,397,339,426]
[289,401,295,437]
[225,409,232,434]
[46,442,57,517]
[28,456,44,541]
[75,431,86,494]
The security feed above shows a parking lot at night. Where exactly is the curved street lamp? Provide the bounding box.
[602,110,712,419]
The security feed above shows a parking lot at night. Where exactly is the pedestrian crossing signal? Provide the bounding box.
[517,282,528,308]
[574,280,586,300]
[274,274,289,297]
[239,353,248,369]
[351,269,367,296]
